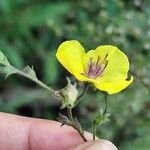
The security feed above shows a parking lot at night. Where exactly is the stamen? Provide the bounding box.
[88,57,93,76]
[83,54,109,79]
[80,72,86,76]
[96,55,101,66]
[103,60,108,70]
[95,65,102,75]
[98,61,108,77]
[103,53,108,61]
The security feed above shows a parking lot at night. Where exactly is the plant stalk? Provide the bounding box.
[13,67,58,97]
[66,106,87,142]
[92,125,96,140]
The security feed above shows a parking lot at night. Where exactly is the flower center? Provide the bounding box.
[86,54,108,79]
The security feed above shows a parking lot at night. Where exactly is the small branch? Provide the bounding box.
[92,93,109,140]
[72,124,88,142]
[92,125,96,140]
[67,106,74,122]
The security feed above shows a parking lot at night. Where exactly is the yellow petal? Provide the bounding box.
[95,45,130,82]
[90,45,133,94]
[94,76,133,94]
[56,40,85,80]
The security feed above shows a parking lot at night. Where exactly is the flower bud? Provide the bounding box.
[60,77,78,108]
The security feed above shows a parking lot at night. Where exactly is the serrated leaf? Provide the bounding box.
[93,110,110,127]
[0,51,17,78]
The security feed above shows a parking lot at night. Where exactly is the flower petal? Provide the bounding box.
[94,76,133,94]
[95,45,130,82]
[56,40,85,80]
[92,45,133,94]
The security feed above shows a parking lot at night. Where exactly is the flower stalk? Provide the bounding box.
[92,124,96,140]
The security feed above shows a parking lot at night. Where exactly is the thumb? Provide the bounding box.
[70,140,118,150]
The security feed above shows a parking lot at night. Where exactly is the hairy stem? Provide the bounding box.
[73,124,88,142]
[92,125,96,140]
[13,67,60,98]
[67,106,74,122]
[66,106,87,142]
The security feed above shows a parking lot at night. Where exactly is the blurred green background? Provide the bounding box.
[0,0,150,149]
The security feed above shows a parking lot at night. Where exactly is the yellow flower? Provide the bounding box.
[56,40,133,94]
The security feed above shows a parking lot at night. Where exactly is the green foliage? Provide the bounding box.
[43,51,59,84]
[0,51,10,65]
[19,2,70,27]
[0,51,17,78]
[93,109,110,127]
[0,0,150,149]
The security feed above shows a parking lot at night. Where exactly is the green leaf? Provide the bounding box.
[0,51,10,66]
[0,0,14,14]
[120,124,150,150]
[0,66,17,79]
[0,50,17,78]
[93,109,110,127]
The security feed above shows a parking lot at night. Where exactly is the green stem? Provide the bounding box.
[13,67,59,98]
[103,93,108,115]
[92,125,96,140]
[73,124,88,142]
[67,106,74,122]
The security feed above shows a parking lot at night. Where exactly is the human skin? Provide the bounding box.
[0,112,117,150]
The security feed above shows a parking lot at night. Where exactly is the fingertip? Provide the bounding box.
[97,140,118,150]
[84,131,99,141]
[70,140,118,150]
[29,120,85,150]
